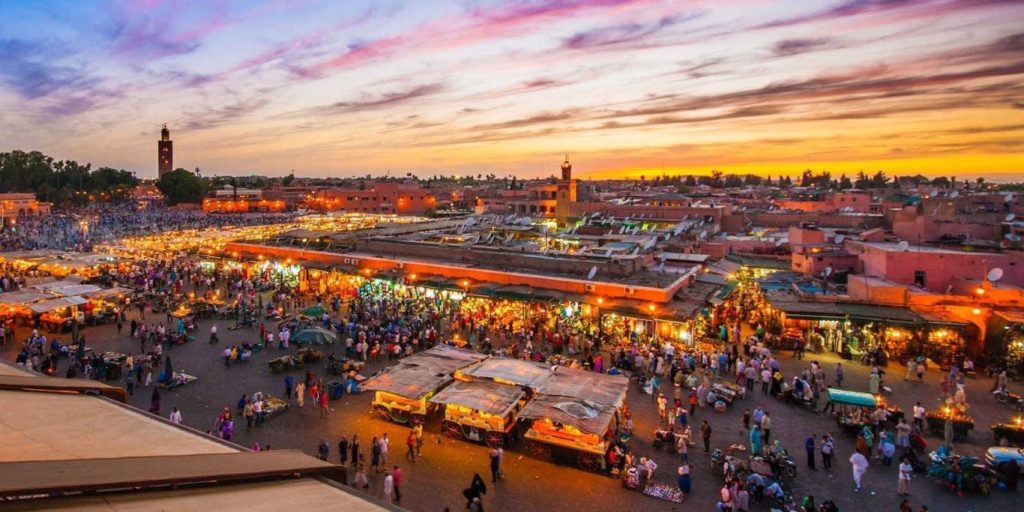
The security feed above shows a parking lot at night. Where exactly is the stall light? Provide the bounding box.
[972,308,981,315]
[975,287,985,296]
[648,304,656,312]
[596,297,604,305]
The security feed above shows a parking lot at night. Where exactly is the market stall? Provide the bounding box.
[31,296,88,333]
[363,345,488,425]
[517,366,629,472]
[991,417,1024,445]
[925,407,974,441]
[455,357,553,390]
[430,379,525,448]
[826,388,903,436]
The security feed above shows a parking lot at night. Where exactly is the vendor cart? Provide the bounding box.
[326,355,365,375]
[991,420,1024,445]
[267,355,303,374]
[363,345,487,426]
[518,366,629,473]
[262,395,289,421]
[296,347,323,363]
[826,388,903,436]
[926,410,974,441]
[431,379,525,448]
[711,382,746,404]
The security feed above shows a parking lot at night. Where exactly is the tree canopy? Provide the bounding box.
[0,150,138,205]
[156,168,207,205]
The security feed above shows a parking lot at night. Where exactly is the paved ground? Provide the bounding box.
[5,307,1023,512]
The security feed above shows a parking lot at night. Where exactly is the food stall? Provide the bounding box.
[925,406,974,441]
[430,379,526,448]
[991,416,1024,445]
[32,296,88,333]
[517,366,629,472]
[826,388,903,435]
[363,345,488,425]
[455,357,553,390]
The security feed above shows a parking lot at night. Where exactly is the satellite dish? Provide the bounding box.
[824,267,833,277]
[775,239,783,247]
[631,247,640,256]
[834,234,845,244]
[930,190,939,198]
[1006,193,1014,202]
[519,217,532,226]
[950,190,959,198]
[897,241,909,252]
[655,262,665,273]
[587,266,598,280]
[465,217,476,227]
[699,230,708,240]
[659,253,669,263]
[988,268,1004,282]
[618,226,626,234]
[1007,213,1016,222]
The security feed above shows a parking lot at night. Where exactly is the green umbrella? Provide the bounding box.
[292,327,337,345]
[302,305,327,317]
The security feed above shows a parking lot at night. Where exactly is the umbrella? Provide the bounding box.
[292,327,337,345]
[160,356,173,384]
[302,305,327,317]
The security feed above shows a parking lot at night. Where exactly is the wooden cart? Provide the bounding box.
[430,379,524,449]
[362,345,488,426]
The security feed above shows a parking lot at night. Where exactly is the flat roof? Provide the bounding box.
[0,389,235,462]
[0,478,388,512]
[860,241,1000,256]
[0,363,396,512]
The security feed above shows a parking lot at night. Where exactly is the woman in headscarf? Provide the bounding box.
[149,387,161,415]
[861,426,874,455]
[749,424,763,456]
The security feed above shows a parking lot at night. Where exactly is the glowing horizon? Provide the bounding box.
[2,0,1023,180]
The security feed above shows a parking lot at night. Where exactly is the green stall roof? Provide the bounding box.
[826,388,880,408]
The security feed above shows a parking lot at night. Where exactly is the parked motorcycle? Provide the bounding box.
[992,389,1024,411]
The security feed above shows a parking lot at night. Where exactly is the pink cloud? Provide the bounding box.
[291,0,657,78]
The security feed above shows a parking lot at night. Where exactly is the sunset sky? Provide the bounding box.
[2,0,1023,179]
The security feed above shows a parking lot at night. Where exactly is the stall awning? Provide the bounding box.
[428,379,524,417]
[83,286,131,300]
[912,308,970,327]
[29,296,88,314]
[0,290,53,306]
[837,304,921,324]
[994,310,1024,324]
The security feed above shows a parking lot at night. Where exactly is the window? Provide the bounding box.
[913,270,925,287]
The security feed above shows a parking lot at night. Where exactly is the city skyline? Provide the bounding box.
[2,0,1024,179]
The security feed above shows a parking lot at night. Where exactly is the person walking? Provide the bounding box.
[382,470,394,504]
[762,412,772,443]
[805,434,817,470]
[295,381,305,407]
[169,406,182,424]
[338,436,349,466]
[405,429,417,462]
[317,438,329,461]
[677,462,691,498]
[318,388,329,418]
[413,423,424,457]
[701,420,712,452]
[351,435,360,468]
[489,447,502,483]
[392,465,402,502]
[835,363,844,388]
[379,433,390,467]
[821,433,834,471]
[284,374,294,400]
[850,451,869,491]
[898,457,913,496]
[371,436,381,472]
